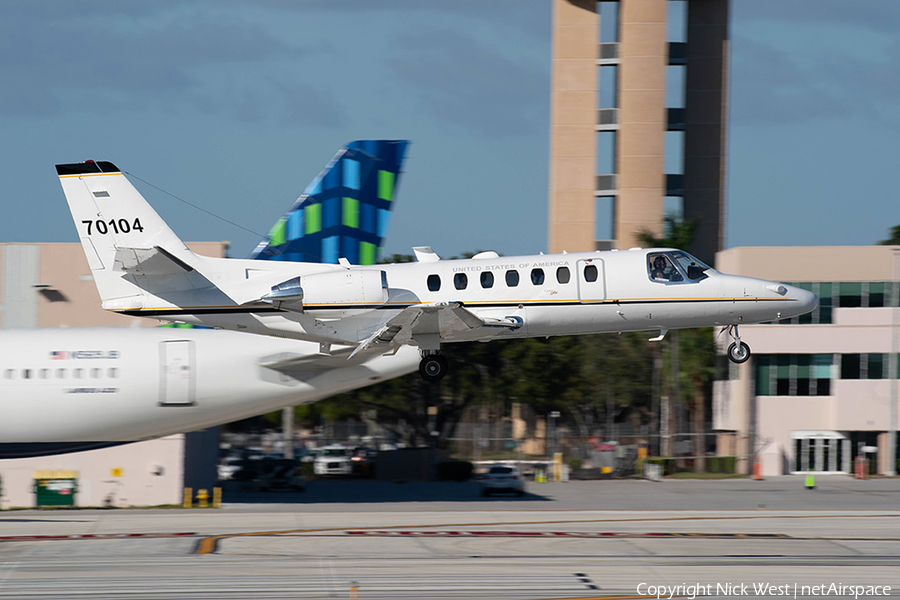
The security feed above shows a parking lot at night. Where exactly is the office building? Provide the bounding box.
[713,246,900,476]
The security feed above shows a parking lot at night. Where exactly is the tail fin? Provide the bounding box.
[250,140,409,265]
[56,160,199,305]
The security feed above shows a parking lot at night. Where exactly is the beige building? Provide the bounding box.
[0,241,228,507]
[548,0,728,265]
[713,246,900,476]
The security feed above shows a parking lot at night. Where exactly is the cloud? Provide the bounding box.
[0,4,342,126]
[734,0,900,36]
[731,33,900,129]
[388,29,548,136]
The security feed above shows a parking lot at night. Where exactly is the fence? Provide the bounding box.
[448,429,759,476]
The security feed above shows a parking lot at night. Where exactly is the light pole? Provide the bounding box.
[548,411,560,460]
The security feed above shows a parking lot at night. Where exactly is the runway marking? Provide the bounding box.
[574,572,600,591]
[345,531,791,539]
[184,513,899,554]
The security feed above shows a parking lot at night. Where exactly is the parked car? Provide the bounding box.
[313,445,353,477]
[217,456,242,481]
[480,464,525,497]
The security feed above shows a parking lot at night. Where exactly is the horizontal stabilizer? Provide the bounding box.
[113,246,194,276]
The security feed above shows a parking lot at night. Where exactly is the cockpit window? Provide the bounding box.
[648,251,710,283]
[648,253,683,283]
[671,251,709,281]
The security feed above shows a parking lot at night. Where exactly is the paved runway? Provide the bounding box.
[1,477,899,599]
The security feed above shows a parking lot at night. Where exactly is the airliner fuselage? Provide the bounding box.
[0,327,418,455]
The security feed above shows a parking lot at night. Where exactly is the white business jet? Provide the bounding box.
[57,160,818,384]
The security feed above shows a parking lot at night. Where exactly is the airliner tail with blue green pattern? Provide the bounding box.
[251,140,408,265]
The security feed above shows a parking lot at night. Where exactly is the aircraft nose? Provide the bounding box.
[785,285,818,317]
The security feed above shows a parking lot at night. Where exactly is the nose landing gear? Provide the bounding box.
[722,324,751,364]
[419,352,448,382]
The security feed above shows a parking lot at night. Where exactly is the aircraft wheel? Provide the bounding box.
[419,354,448,382]
[727,342,751,364]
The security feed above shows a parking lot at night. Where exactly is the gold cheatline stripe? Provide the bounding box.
[59,172,121,178]
[112,297,781,312]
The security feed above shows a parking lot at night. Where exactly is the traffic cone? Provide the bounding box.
[753,457,763,481]
[805,470,815,490]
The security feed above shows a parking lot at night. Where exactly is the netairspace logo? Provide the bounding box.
[636,583,892,599]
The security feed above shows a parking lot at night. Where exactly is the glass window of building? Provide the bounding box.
[755,354,833,396]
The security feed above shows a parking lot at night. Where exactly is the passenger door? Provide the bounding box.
[159,340,195,406]
[576,259,606,303]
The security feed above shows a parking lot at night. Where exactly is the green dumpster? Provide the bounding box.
[34,470,78,507]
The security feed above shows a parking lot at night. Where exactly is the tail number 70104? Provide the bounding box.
[82,218,144,235]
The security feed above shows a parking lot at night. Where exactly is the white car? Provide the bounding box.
[313,445,353,476]
[480,465,525,497]
[217,456,242,481]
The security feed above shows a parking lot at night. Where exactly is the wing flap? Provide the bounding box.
[349,302,524,358]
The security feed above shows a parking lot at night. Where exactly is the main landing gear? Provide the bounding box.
[723,324,751,364]
[419,352,448,383]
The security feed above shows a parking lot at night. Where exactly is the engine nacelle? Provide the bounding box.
[265,269,388,318]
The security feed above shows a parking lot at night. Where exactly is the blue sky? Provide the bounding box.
[1,1,898,259]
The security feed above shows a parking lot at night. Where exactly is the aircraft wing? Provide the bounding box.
[260,344,380,374]
[349,302,523,359]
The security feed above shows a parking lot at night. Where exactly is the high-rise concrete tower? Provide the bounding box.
[548,0,729,265]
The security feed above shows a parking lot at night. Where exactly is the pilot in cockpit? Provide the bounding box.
[649,254,683,282]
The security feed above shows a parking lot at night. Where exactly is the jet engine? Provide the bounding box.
[263,269,388,318]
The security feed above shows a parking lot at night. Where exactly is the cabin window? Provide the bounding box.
[584,264,598,283]
[531,268,545,285]
[91,368,101,379]
[648,253,684,283]
[4,369,14,379]
[56,368,66,379]
[22,369,32,380]
[556,266,570,284]
[39,369,49,379]
[453,273,468,290]
[481,271,494,289]
[108,368,118,379]
[505,270,519,287]
[73,368,83,379]
[427,274,441,292]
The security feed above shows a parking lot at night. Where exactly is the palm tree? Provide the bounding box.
[637,213,715,471]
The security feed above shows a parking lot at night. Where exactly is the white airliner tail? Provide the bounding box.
[56,161,204,308]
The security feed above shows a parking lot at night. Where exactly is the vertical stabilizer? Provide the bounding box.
[56,160,198,305]
[250,140,409,265]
